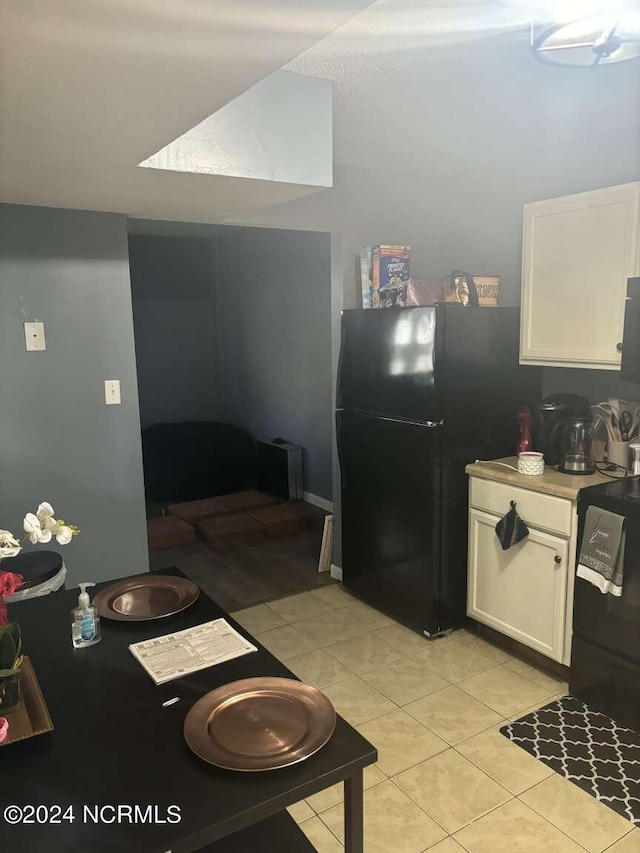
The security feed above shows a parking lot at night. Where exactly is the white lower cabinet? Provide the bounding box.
[467,508,570,663]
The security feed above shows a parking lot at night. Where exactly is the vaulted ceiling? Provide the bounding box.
[2,0,638,228]
[0,0,372,221]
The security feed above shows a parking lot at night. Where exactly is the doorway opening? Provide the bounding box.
[127,219,335,611]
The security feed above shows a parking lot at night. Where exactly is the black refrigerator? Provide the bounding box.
[336,305,542,637]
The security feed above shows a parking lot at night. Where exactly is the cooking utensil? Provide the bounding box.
[592,400,640,441]
[612,411,620,438]
[591,406,616,441]
[620,410,633,441]
[608,398,622,423]
[184,677,336,771]
[94,575,199,621]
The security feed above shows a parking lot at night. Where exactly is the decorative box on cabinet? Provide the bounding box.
[520,182,640,370]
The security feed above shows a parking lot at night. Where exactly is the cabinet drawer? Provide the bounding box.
[469,477,572,537]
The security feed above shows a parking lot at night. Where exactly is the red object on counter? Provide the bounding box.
[0,570,23,626]
[517,406,533,454]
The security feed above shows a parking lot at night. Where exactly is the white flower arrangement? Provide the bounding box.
[0,502,79,563]
[22,502,75,547]
[0,502,79,740]
[0,531,21,560]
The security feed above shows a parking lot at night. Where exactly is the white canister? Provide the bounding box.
[518,451,545,476]
[608,440,630,472]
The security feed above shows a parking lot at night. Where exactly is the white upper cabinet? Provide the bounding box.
[520,182,640,370]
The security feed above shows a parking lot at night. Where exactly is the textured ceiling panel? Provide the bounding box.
[0,0,371,221]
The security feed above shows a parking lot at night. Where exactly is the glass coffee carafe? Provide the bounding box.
[551,414,596,475]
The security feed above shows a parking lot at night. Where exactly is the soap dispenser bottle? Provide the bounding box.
[71,583,102,648]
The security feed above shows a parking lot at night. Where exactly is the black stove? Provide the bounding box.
[570,477,640,732]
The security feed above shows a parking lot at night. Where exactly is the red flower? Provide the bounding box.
[0,571,24,627]
[0,571,23,598]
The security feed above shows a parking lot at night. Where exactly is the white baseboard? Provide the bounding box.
[330,564,343,582]
[303,492,333,513]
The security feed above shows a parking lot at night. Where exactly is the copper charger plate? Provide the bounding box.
[94,575,199,621]
[184,677,336,771]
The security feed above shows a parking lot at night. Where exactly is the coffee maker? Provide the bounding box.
[552,413,596,475]
[535,393,592,467]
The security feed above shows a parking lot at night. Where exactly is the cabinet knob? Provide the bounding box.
[554,555,562,564]
[617,342,623,353]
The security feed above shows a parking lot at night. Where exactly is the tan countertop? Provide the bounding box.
[465,456,611,500]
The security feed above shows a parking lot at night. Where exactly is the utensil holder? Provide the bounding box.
[518,452,544,475]
[608,440,630,471]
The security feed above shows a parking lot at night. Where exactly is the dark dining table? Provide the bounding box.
[0,569,377,852]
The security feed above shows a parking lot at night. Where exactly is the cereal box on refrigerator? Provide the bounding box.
[359,247,373,309]
[371,245,410,308]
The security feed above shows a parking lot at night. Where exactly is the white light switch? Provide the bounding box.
[24,322,46,351]
[104,380,121,406]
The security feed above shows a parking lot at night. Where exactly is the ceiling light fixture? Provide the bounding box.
[531,7,640,67]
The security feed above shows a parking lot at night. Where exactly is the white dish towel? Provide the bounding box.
[577,506,625,597]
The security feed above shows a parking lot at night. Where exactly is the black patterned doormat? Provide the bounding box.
[501,695,640,825]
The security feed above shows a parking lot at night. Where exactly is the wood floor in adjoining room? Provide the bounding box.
[148,504,335,612]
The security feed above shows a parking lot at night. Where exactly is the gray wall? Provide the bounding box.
[230,28,640,565]
[239,31,640,311]
[0,205,149,588]
[216,226,333,500]
[128,221,334,501]
[129,234,221,428]
[543,368,640,408]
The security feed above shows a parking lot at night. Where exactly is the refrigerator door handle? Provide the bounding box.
[350,410,444,428]
[336,318,348,410]
[336,410,346,489]
[362,415,444,429]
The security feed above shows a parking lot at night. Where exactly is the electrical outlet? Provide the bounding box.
[24,322,46,351]
[104,380,121,406]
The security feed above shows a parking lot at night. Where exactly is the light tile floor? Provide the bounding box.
[233,588,640,853]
